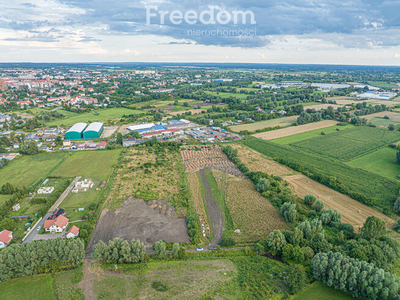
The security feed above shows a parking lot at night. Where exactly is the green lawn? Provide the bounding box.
[291,126,400,161]
[293,282,354,300]
[272,124,355,145]
[50,149,121,181]
[0,152,68,188]
[0,274,56,300]
[346,147,400,179]
[47,108,143,126]
[205,91,249,101]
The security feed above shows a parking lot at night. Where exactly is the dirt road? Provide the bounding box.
[199,169,224,246]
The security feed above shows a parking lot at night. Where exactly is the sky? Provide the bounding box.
[1,0,400,65]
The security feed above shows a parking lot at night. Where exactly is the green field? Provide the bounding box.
[292,282,354,300]
[0,274,56,300]
[370,117,400,127]
[347,147,400,179]
[0,152,68,188]
[47,108,142,126]
[241,138,400,210]
[229,116,298,132]
[50,150,121,181]
[0,194,11,205]
[272,124,355,145]
[205,91,249,101]
[292,126,400,161]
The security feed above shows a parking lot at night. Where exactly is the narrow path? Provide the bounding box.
[199,169,224,246]
[78,259,101,300]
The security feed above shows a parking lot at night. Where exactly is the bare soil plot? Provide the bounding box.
[226,175,288,242]
[230,144,294,176]
[181,145,245,178]
[187,172,211,240]
[253,120,338,140]
[87,196,189,252]
[102,126,118,138]
[283,174,396,231]
[229,116,298,132]
[363,111,400,121]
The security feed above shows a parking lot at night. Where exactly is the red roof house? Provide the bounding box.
[66,226,80,239]
[0,230,12,248]
[44,215,69,233]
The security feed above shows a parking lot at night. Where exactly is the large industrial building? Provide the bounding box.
[82,122,104,139]
[65,123,88,140]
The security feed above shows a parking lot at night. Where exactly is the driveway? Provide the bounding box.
[33,232,65,241]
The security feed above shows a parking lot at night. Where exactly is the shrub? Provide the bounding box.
[304,194,316,206]
[219,236,236,247]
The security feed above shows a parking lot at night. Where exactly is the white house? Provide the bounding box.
[12,203,20,212]
[44,215,69,233]
[66,225,80,238]
[0,230,12,248]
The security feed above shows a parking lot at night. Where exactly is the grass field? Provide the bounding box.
[347,147,400,179]
[0,274,56,300]
[271,124,354,144]
[229,116,298,132]
[0,194,11,205]
[369,117,400,127]
[50,150,121,181]
[292,281,354,300]
[241,138,400,211]
[205,91,249,101]
[93,259,240,299]
[291,126,400,161]
[47,108,142,126]
[0,152,68,188]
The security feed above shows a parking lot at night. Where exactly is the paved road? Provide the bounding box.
[23,177,81,243]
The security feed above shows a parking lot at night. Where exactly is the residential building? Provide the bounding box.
[44,215,69,233]
[66,226,80,238]
[0,230,12,248]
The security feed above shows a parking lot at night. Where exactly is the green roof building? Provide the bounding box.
[82,122,104,139]
[65,123,88,140]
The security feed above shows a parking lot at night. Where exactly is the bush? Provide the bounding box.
[219,236,236,247]
[304,194,316,206]
[151,281,168,292]
[314,200,324,212]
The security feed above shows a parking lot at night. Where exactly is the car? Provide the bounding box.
[208,246,216,250]
[37,226,41,231]
[196,247,204,251]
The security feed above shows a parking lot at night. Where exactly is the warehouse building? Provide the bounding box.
[65,123,88,140]
[83,122,104,139]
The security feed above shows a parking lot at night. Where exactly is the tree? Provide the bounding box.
[280,202,297,223]
[1,182,15,194]
[132,130,140,139]
[320,208,341,226]
[266,230,287,255]
[389,123,395,131]
[304,194,316,206]
[172,243,180,258]
[397,151,400,165]
[116,132,123,145]
[314,200,324,212]
[361,216,386,240]
[155,240,166,259]
[256,178,270,193]
[220,236,236,247]
[20,140,39,155]
[150,136,158,146]
[394,197,400,213]
[254,243,265,255]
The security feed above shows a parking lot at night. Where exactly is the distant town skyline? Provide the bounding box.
[1,0,400,65]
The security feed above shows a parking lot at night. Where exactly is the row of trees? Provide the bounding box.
[312,252,400,299]
[92,237,146,264]
[0,238,85,283]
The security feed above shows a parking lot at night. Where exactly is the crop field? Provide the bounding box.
[241,138,400,212]
[271,124,354,145]
[291,126,400,161]
[91,259,240,299]
[293,282,354,300]
[109,146,182,207]
[284,174,395,230]
[347,147,400,179]
[225,174,288,241]
[50,150,121,181]
[205,90,249,101]
[253,120,338,141]
[181,145,244,178]
[0,152,68,188]
[363,111,400,122]
[46,107,143,126]
[229,116,298,132]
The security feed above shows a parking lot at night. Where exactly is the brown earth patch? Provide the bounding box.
[253,120,338,140]
[283,174,396,231]
[87,196,190,253]
[230,144,294,176]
